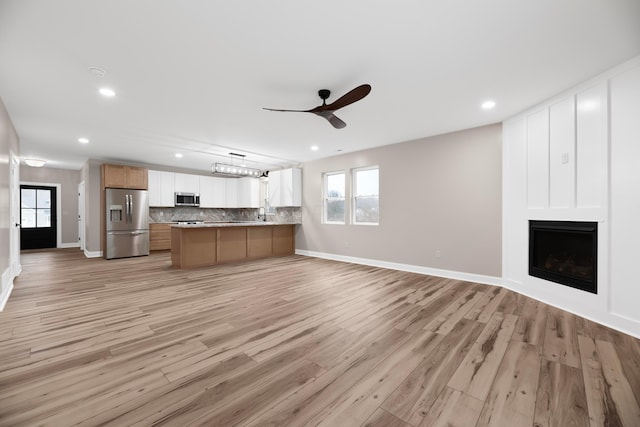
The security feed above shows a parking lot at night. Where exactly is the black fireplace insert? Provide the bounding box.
[529,220,597,294]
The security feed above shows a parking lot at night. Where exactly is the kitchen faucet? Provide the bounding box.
[258,207,266,221]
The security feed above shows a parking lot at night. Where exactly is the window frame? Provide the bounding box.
[352,165,379,226]
[323,170,346,224]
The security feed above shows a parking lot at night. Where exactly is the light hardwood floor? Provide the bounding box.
[1,249,639,426]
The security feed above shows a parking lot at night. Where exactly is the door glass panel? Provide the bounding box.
[37,209,51,227]
[22,209,36,228]
[21,188,53,228]
[37,189,51,208]
[22,188,36,208]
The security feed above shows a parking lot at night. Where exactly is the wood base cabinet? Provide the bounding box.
[171,224,295,269]
[171,228,217,269]
[150,223,172,251]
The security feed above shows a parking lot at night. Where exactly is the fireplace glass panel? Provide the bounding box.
[529,221,597,294]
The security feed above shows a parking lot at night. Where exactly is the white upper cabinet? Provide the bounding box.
[268,170,282,207]
[269,168,301,207]
[225,179,238,208]
[199,176,226,208]
[148,170,175,207]
[174,173,200,194]
[237,177,260,208]
[149,170,262,209]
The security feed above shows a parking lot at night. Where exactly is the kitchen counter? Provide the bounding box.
[170,223,297,268]
[170,221,297,228]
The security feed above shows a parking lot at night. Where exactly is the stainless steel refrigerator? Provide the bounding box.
[105,188,149,259]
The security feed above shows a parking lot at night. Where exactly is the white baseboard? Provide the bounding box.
[60,242,80,249]
[84,249,103,258]
[295,249,503,287]
[1,267,15,312]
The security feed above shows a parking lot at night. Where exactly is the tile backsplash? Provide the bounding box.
[149,207,301,224]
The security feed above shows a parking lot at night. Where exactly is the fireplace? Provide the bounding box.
[529,220,597,294]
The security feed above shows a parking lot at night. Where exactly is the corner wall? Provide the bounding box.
[297,124,502,280]
[80,159,103,257]
[503,55,640,338]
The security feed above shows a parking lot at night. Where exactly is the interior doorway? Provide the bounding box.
[20,185,57,249]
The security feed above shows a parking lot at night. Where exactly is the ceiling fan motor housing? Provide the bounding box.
[318,89,331,101]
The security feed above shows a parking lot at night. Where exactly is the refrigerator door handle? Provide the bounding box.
[125,194,131,223]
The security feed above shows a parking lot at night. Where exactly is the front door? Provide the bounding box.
[20,185,57,249]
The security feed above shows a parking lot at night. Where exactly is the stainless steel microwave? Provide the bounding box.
[175,192,200,207]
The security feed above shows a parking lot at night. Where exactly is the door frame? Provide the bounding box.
[3,151,21,311]
[78,181,85,251]
[20,181,62,248]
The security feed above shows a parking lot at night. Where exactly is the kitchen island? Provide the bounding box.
[170,222,296,268]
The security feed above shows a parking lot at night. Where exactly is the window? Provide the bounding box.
[324,171,345,223]
[21,187,52,228]
[353,166,379,225]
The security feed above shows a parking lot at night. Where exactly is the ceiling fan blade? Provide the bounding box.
[264,85,369,128]
[314,111,346,129]
[262,107,312,113]
[323,84,371,111]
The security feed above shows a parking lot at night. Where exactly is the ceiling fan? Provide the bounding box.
[263,84,371,129]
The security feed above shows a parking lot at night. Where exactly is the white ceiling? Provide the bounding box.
[1,1,639,173]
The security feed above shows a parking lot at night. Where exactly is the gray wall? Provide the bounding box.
[21,166,80,246]
[0,97,19,297]
[297,123,502,277]
[80,159,102,254]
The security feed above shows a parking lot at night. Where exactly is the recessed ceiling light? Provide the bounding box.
[175,153,183,158]
[481,100,496,110]
[99,87,116,97]
[311,145,319,151]
[78,137,89,144]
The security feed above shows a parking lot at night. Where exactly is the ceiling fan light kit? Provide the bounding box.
[263,84,371,129]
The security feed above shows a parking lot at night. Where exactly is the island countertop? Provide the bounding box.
[170,221,299,228]
[170,223,297,268]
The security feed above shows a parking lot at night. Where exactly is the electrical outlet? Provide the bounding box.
[435,250,441,258]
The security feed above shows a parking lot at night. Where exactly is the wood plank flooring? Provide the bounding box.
[1,249,639,426]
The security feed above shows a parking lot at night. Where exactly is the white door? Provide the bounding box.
[78,181,85,251]
[9,151,21,277]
